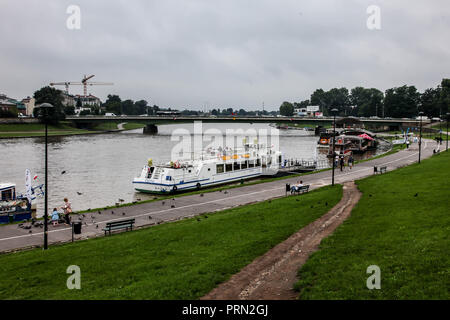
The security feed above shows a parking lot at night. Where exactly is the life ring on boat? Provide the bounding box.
[196,183,201,190]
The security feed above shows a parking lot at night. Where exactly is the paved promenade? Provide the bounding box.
[0,140,437,253]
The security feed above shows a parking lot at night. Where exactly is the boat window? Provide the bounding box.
[208,168,211,171]
[1,189,13,201]
[248,160,255,168]
[225,163,233,172]
[242,161,248,169]
[147,167,155,178]
[233,162,240,170]
[165,176,172,181]
[216,164,224,173]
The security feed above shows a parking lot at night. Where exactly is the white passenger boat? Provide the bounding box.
[133,143,283,194]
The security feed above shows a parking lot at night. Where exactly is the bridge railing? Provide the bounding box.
[280,158,330,170]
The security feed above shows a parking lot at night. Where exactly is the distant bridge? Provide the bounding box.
[65,116,431,133]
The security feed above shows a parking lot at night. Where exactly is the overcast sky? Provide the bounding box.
[0,0,449,110]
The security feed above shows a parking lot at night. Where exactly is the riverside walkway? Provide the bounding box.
[0,140,437,253]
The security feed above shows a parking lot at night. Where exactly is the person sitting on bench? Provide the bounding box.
[290,180,304,194]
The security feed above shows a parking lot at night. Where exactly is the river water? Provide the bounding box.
[0,123,388,217]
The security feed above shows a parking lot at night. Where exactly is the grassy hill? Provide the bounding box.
[295,151,449,299]
[0,185,342,299]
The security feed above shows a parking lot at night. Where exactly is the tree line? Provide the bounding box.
[279,79,450,118]
[30,78,450,124]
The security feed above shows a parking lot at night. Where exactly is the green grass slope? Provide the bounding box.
[0,185,342,300]
[295,151,450,299]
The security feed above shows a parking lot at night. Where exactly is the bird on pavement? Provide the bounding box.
[76,192,82,195]
[61,171,66,175]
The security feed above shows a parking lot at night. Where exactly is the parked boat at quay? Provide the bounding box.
[327,129,378,157]
[133,142,283,194]
[0,183,32,224]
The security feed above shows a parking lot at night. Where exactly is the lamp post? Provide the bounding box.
[446,113,450,151]
[331,108,338,186]
[418,111,424,164]
[38,103,54,250]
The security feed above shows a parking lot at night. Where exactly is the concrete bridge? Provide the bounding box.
[66,115,431,133]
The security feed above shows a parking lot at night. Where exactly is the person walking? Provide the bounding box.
[348,154,354,169]
[339,156,344,172]
[61,198,72,225]
[406,139,410,149]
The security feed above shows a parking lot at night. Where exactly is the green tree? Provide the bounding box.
[33,86,65,124]
[439,79,450,117]
[279,101,294,116]
[0,106,18,118]
[294,100,310,109]
[310,89,327,112]
[134,100,148,115]
[121,99,135,115]
[103,95,122,115]
[420,87,442,118]
[64,105,75,115]
[327,88,350,115]
[384,85,420,118]
[350,87,384,117]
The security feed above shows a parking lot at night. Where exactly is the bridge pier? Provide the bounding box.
[143,124,158,134]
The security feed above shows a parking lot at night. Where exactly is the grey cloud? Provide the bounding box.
[0,0,449,109]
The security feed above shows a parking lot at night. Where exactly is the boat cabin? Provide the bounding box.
[0,183,32,224]
[0,183,16,201]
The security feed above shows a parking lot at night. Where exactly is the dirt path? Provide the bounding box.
[201,181,362,300]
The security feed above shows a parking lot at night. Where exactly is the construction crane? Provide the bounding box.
[50,75,113,96]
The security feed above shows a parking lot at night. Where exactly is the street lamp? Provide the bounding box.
[37,103,54,250]
[446,113,450,151]
[331,108,338,186]
[418,111,424,164]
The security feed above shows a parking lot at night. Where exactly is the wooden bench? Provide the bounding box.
[102,218,135,236]
[373,166,387,174]
[291,185,310,195]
